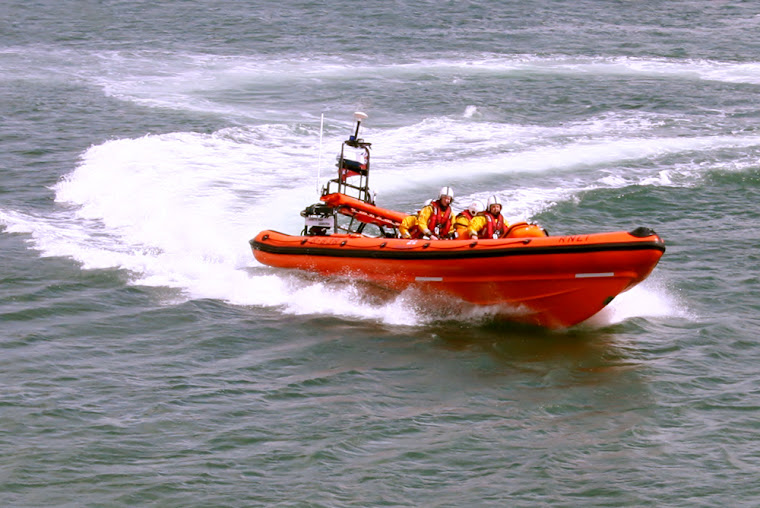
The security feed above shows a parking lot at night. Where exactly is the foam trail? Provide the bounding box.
[8,48,760,117]
[83,52,760,111]
[0,126,428,323]
[47,130,323,304]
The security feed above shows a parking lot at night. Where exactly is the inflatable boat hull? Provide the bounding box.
[251,228,665,328]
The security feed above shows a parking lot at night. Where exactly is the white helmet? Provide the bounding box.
[487,195,502,208]
[439,186,454,201]
[468,200,485,215]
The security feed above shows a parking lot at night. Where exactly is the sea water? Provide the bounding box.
[2,1,760,505]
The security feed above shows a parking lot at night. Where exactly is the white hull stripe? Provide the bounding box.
[575,272,615,278]
[415,277,443,282]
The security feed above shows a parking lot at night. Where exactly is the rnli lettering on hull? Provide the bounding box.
[559,235,590,243]
[306,237,344,246]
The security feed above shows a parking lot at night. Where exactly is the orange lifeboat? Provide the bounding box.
[249,112,665,328]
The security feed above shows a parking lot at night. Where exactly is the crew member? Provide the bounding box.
[417,186,455,239]
[453,200,484,238]
[467,195,508,239]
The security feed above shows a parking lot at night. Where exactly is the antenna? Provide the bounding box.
[352,111,368,140]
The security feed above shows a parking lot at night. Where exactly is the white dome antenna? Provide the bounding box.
[352,111,368,140]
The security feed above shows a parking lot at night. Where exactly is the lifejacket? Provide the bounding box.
[458,210,475,221]
[427,200,453,237]
[453,210,475,237]
[478,212,507,239]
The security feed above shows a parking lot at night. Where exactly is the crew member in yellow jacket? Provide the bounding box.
[417,186,455,239]
[467,195,509,239]
[453,200,485,238]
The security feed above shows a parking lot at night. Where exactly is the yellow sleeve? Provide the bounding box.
[398,215,417,238]
[416,205,434,235]
[453,214,470,236]
[467,215,487,238]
